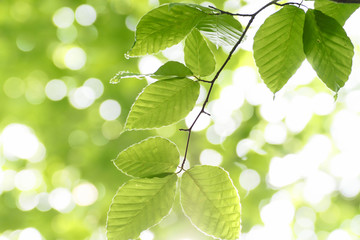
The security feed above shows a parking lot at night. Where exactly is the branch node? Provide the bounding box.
[203,110,211,116]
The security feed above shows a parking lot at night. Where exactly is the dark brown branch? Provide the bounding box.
[331,0,360,3]
[177,0,286,174]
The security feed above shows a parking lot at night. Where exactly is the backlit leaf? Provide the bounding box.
[110,61,193,84]
[127,4,206,57]
[196,14,243,47]
[303,9,354,92]
[184,29,216,77]
[253,5,306,93]
[107,175,178,240]
[113,137,180,178]
[153,61,193,79]
[125,78,200,130]
[180,165,241,240]
[315,0,359,26]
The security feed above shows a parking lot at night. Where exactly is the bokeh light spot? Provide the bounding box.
[45,79,67,101]
[18,192,39,211]
[64,47,87,70]
[16,36,35,52]
[239,169,260,191]
[102,121,122,140]
[49,188,74,213]
[264,122,287,145]
[75,4,97,26]
[84,78,104,99]
[99,99,121,121]
[0,170,17,191]
[3,77,26,99]
[15,169,41,191]
[72,182,98,206]
[0,124,41,160]
[19,228,42,240]
[140,230,154,240]
[327,229,351,240]
[36,192,52,212]
[199,149,223,166]
[69,86,96,109]
[53,7,75,28]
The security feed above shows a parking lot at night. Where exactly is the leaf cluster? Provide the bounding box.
[107,0,359,239]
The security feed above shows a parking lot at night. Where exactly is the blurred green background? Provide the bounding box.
[1,0,360,239]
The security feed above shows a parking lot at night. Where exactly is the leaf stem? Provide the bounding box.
[177,0,290,174]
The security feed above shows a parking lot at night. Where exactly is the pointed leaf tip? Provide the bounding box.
[253,5,306,93]
[303,9,354,92]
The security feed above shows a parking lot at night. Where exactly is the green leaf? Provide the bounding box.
[110,61,193,84]
[253,5,306,93]
[107,175,178,240]
[113,137,180,178]
[180,165,241,240]
[303,9,354,92]
[153,61,193,79]
[196,14,243,47]
[127,4,206,57]
[315,0,359,26]
[184,29,216,77]
[125,78,200,130]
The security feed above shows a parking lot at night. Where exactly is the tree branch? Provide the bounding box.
[177,0,287,173]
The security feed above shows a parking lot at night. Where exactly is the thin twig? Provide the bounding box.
[177,0,287,174]
[197,79,213,83]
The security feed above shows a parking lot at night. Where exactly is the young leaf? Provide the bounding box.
[303,9,354,92]
[113,137,180,178]
[127,4,206,57]
[184,29,216,77]
[125,78,200,130]
[107,175,178,240]
[196,14,243,48]
[110,61,193,84]
[253,5,306,93]
[180,165,241,240]
[315,0,359,26]
[153,61,193,79]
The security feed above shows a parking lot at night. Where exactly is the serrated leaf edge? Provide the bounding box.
[112,136,181,178]
[106,175,178,240]
[180,165,242,240]
[123,78,199,131]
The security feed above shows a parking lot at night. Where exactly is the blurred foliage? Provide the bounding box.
[1,0,360,240]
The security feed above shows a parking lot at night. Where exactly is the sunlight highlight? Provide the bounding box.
[53,7,74,28]
[18,228,42,240]
[64,47,87,70]
[72,182,98,206]
[75,4,97,26]
[199,149,222,166]
[239,169,260,191]
[0,124,41,161]
[69,86,96,109]
[49,188,75,213]
[45,79,67,101]
[99,99,121,121]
